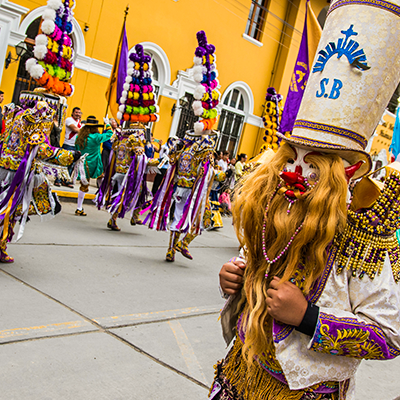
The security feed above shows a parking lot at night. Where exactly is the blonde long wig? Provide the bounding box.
[233,142,348,365]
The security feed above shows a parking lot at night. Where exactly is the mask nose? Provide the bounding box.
[295,165,303,175]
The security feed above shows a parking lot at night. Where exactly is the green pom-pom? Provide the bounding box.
[209,109,218,119]
[47,64,55,76]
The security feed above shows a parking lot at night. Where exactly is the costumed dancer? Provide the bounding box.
[145,31,220,262]
[96,43,159,230]
[96,123,148,230]
[211,2,400,399]
[0,98,79,263]
[0,0,80,263]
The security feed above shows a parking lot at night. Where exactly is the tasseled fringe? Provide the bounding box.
[222,338,304,400]
[208,361,222,398]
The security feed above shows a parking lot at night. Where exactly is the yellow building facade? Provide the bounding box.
[0,0,327,157]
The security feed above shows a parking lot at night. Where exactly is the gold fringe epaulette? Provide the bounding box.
[334,170,400,283]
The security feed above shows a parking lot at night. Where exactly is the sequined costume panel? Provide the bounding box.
[112,130,146,174]
[0,117,28,171]
[173,134,217,188]
[0,106,72,171]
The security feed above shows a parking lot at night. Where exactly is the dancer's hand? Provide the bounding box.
[266,277,307,327]
[219,260,246,295]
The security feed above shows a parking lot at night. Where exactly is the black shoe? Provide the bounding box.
[75,209,87,216]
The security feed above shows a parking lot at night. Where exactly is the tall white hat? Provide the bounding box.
[278,0,400,178]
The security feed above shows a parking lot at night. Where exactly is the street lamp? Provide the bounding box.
[171,95,190,116]
[5,41,32,69]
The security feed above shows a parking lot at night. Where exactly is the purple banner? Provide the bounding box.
[279,2,310,133]
[116,23,129,104]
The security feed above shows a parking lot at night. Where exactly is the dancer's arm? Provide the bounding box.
[266,255,400,361]
[219,257,246,296]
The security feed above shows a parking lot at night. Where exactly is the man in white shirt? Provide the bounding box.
[217,150,229,172]
[63,107,82,149]
[57,107,82,187]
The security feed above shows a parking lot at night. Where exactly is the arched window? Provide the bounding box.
[141,42,171,100]
[223,88,245,111]
[144,50,160,98]
[218,84,253,156]
[12,17,41,103]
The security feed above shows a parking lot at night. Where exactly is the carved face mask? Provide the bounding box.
[280,146,321,199]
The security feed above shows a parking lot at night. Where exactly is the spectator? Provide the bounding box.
[235,153,247,181]
[145,133,163,186]
[219,188,232,216]
[218,151,230,172]
[152,141,169,196]
[225,157,236,190]
[58,107,82,188]
[145,132,162,158]
[50,116,61,148]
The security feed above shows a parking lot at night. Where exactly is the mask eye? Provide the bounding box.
[287,158,295,164]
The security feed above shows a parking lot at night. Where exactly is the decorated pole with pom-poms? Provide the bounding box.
[192,31,220,135]
[117,44,159,125]
[26,0,75,97]
[261,87,285,153]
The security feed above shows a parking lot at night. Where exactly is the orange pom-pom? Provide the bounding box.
[149,114,157,122]
[45,75,54,90]
[142,115,151,123]
[37,71,49,86]
[130,114,139,122]
[123,113,130,121]
[52,78,64,95]
[138,114,146,123]
[63,83,72,96]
